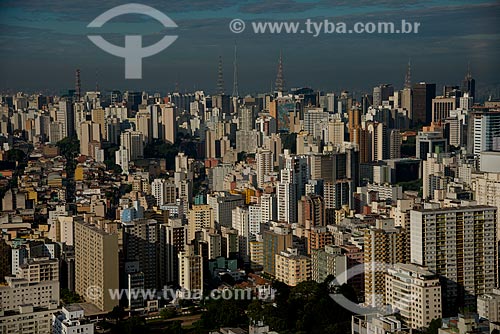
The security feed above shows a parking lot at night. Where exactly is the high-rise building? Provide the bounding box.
[477,288,500,324]
[159,219,187,286]
[122,219,160,290]
[412,82,436,125]
[364,219,409,308]
[207,192,244,228]
[278,168,297,223]
[260,193,277,223]
[389,129,402,159]
[470,110,500,156]
[256,149,273,188]
[327,119,345,145]
[461,65,475,99]
[282,152,309,198]
[324,180,351,212]
[178,244,203,293]
[238,106,254,132]
[135,110,152,144]
[263,224,293,276]
[303,107,328,136]
[0,276,60,334]
[471,172,500,230]
[80,121,101,156]
[232,206,260,263]
[147,104,161,140]
[297,194,324,229]
[311,244,347,283]
[120,130,144,161]
[416,131,447,160]
[372,84,394,107]
[188,204,214,242]
[161,105,177,144]
[151,178,176,206]
[275,248,311,286]
[56,99,75,138]
[431,96,457,123]
[385,263,442,330]
[410,206,497,315]
[421,152,454,200]
[367,122,388,162]
[75,221,119,312]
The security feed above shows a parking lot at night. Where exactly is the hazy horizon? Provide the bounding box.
[1,0,499,99]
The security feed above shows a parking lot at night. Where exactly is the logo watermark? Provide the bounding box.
[87,3,178,79]
[229,19,420,36]
[85,285,276,302]
[329,262,415,316]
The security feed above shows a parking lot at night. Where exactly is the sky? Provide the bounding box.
[0,0,499,99]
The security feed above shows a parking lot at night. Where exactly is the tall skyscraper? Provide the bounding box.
[431,96,457,124]
[372,84,394,107]
[461,64,475,99]
[412,82,436,125]
[135,110,152,144]
[122,219,161,290]
[278,168,297,223]
[256,149,273,188]
[161,105,177,144]
[263,224,293,276]
[120,130,144,161]
[470,110,500,156]
[178,244,203,293]
[56,100,75,138]
[364,219,409,308]
[410,206,497,315]
[75,221,119,312]
[160,219,187,285]
[232,206,260,262]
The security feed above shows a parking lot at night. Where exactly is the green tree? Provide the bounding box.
[108,306,126,321]
[426,318,442,334]
[60,289,83,304]
[6,149,26,162]
[163,320,182,334]
[160,307,177,319]
[56,136,80,160]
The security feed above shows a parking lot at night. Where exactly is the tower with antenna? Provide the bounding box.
[275,50,285,94]
[232,42,239,97]
[75,69,81,101]
[404,59,411,89]
[462,61,475,99]
[95,69,99,92]
[217,56,224,95]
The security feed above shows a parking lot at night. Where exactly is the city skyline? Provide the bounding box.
[0,0,499,96]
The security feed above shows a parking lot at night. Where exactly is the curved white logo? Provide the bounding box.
[87,3,178,79]
[329,262,397,316]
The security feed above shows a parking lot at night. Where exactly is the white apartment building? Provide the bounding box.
[477,288,500,323]
[178,245,203,293]
[410,205,497,314]
[52,305,94,334]
[385,263,442,329]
